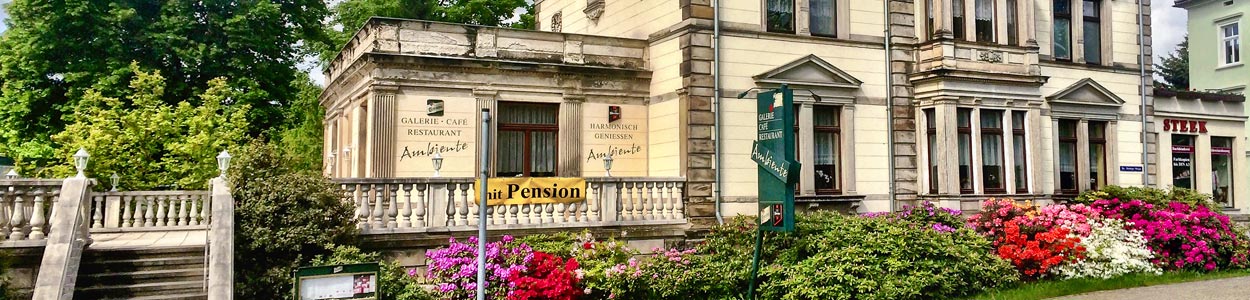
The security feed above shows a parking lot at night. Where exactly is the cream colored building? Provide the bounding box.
[321,0,1169,223]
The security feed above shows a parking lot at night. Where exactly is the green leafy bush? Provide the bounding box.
[230,141,357,299]
[309,245,435,300]
[1075,185,1214,209]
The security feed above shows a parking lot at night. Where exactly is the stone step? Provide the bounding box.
[76,267,205,288]
[126,292,208,300]
[73,280,205,299]
[80,256,205,273]
[82,246,206,260]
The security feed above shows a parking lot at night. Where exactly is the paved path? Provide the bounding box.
[89,229,206,250]
[1051,276,1250,300]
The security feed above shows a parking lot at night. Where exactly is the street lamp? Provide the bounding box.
[4,169,17,179]
[216,151,231,178]
[328,153,336,176]
[73,148,89,178]
[432,151,443,177]
[110,173,120,192]
[604,153,614,177]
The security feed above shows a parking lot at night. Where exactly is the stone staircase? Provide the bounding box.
[73,247,207,300]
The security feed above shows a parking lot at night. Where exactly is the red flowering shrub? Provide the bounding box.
[508,252,585,300]
[967,198,1034,240]
[994,220,1086,280]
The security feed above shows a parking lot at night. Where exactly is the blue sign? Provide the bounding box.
[1120,166,1143,172]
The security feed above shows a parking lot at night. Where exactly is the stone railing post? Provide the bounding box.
[207,177,234,299]
[104,193,122,228]
[32,177,90,300]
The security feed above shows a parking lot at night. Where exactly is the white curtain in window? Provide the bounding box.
[810,0,836,36]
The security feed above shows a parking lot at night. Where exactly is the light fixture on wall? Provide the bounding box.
[73,148,90,178]
[216,151,232,178]
[604,153,614,177]
[328,153,337,176]
[432,151,444,177]
[110,173,120,192]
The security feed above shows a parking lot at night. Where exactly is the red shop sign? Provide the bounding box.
[1172,145,1195,153]
[1213,147,1233,155]
[1162,119,1208,133]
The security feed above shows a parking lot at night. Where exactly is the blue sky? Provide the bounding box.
[0,1,1188,85]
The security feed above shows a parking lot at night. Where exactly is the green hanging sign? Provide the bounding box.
[753,85,799,233]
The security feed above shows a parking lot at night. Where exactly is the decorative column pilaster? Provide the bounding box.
[367,91,398,178]
[798,104,816,196]
[559,95,585,177]
[935,98,960,195]
[1077,120,1091,192]
[842,105,858,195]
[934,0,953,39]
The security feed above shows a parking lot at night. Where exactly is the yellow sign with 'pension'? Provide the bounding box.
[475,177,587,206]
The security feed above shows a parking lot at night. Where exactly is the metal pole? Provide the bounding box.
[745,227,764,300]
[476,109,492,300]
[1137,0,1150,187]
[883,0,896,212]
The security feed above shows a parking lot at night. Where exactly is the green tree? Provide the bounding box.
[314,0,531,62]
[0,0,330,166]
[273,72,326,172]
[1156,36,1189,90]
[45,64,249,190]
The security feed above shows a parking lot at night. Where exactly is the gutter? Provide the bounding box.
[713,0,725,224]
[884,0,897,211]
[1138,0,1150,186]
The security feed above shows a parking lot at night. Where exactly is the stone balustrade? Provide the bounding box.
[0,179,64,244]
[333,177,687,234]
[88,190,212,232]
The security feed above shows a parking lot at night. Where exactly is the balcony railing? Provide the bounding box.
[0,179,64,244]
[88,190,212,232]
[333,177,687,234]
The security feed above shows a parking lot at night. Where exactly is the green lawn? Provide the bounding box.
[965,269,1250,300]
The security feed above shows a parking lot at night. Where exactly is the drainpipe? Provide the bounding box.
[884,0,897,212]
[1137,0,1149,187]
[713,0,725,224]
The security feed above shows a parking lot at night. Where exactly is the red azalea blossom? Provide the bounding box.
[582,242,594,250]
[508,252,584,300]
[993,220,1085,280]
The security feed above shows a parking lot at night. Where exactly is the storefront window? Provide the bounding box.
[498,102,559,177]
[1012,111,1027,193]
[981,110,1005,193]
[958,108,974,193]
[926,109,938,194]
[1058,120,1078,193]
[813,107,841,194]
[1212,137,1234,207]
[1172,135,1196,189]
[1089,121,1107,190]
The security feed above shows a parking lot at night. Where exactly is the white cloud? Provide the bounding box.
[1153,0,1188,65]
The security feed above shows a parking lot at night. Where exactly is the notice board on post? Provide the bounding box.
[294,263,380,300]
[752,85,799,232]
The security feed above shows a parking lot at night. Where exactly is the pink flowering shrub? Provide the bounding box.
[425,236,533,299]
[1017,203,1098,237]
[967,198,1035,240]
[1090,198,1250,271]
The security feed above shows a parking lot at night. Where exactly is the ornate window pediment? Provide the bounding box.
[753,54,863,89]
[584,0,605,23]
[1046,78,1124,119]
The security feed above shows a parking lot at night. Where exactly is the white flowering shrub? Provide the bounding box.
[1051,219,1161,279]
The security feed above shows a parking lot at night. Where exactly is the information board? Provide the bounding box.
[753,85,799,232]
[295,263,380,300]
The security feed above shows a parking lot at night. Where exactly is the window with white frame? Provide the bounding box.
[766,0,796,33]
[923,107,1033,195]
[794,105,844,195]
[1221,22,1241,65]
[766,0,843,38]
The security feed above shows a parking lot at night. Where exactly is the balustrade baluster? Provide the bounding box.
[201,194,211,225]
[28,188,45,239]
[461,184,472,226]
[189,195,200,226]
[492,205,503,226]
[353,184,368,230]
[519,204,531,225]
[446,183,458,226]
[126,196,138,227]
[614,182,624,222]
[157,195,169,227]
[167,195,179,226]
[639,183,650,220]
[414,184,427,228]
[579,196,589,222]
[386,184,399,228]
[663,182,674,220]
[9,192,26,240]
[619,183,632,221]
[92,195,104,228]
[539,202,551,224]
[177,195,189,226]
[144,196,155,227]
[399,184,412,228]
[675,182,685,218]
[0,189,10,238]
[371,185,385,229]
[589,183,601,222]
[560,203,571,223]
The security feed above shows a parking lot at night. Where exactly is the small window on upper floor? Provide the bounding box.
[975,0,996,43]
[1083,0,1102,65]
[1054,0,1073,61]
[766,0,796,34]
[1221,22,1241,66]
[810,0,838,37]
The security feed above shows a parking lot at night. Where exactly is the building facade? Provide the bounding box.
[321,0,1174,225]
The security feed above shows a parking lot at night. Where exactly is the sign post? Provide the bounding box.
[476,109,491,300]
[744,84,799,299]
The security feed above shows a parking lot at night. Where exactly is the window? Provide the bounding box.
[953,0,967,39]
[1222,22,1241,65]
[1212,137,1234,207]
[810,0,837,37]
[975,0,995,42]
[1088,121,1107,189]
[1054,0,1073,60]
[497,102,559,177]
[981,110,1005,193]
[958,108,974,193]
[926,109,939,194]
[1007,0,1019,45]
[1057,120,1078,193]
[927,0,935,38]
[1083,0,1102,65]
[1011,111,1028,193]
[767,0,796,33]
[813,107,841,194]
[1172,135,1196,189]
